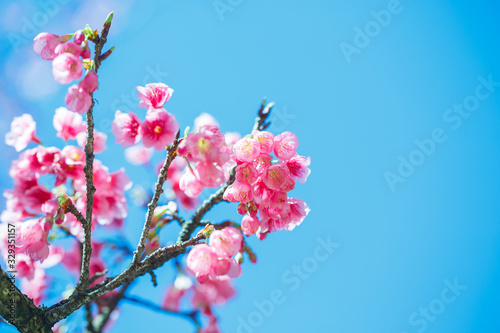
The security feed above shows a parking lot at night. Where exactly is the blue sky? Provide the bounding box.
[1,0,500,332]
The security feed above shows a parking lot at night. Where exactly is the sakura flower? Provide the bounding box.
[74,30,85,44]
[76,130,107,154]
[223,181,253,203]
[124,144,154,165]
[286,155,311,183]
[140,109,179,150]
[224,132,241,146]
[191,278,236,307]
[209,227,243,258]
[33,32,71,60]
[187,244,216,276]
[137,83,173,109]
[241,215,260,236]
[21,268,47,305]
[262,162,291,190]
[254,131,275,153]
[183,125,230,165]
[111,110,141,147]
[52,53,82,84]
[194,112,219,130]
[65,85,92,114]
[197,162,228,188]
[54,41,82,57]
[235,163,259,184]
[53,107,86,141]
[5,114,40,152]
[79,70,99,93]
[274,131,299,160]
[16,218,52,263]
[179,170,204,198]
[233,138,260,163]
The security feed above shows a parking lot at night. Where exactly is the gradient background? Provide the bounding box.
[1,0,500,332]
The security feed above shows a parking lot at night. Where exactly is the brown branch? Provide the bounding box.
[92,283,130,333]
[252,99,274,132]
[44,232,206,325]
[131,131,182,265]
[77,11,114,295]
[0,266,53,332]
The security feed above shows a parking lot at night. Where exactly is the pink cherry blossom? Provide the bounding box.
[241,215,260,236]
[235,163,259,184]
[197,162,228,188]
[191,278,236,307]
[79,70,99,93]
[52,53,83,84]
[283,198,310,231]
[187,244,216,276]
[5,114,40,152]
[65,85,92,114]
[184,125,231,165]
[74,30,85,44]
[21,268,47,305]
[33,33,71,60]
[54,41,82,57]
[254,131,275,153]
[194,112,219,130]
[209,227,243,257]
[137,83,173,109]
[76,130,107,154]
[274,131,299,160]
[262,162,291,190]
[179,170,204,198]
[286,155,311,183]
[223,181,253,203]
[16,218,52,263]
[125,144,154,165]
[53,107,86,141]
[111,110,141,147]
[233,138,261,163]
[224,132,241,146]
[140,109,179,150]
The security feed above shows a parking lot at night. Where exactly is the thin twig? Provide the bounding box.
[131,132,182,266]
[77,12,114,295]
[85,303,96,333]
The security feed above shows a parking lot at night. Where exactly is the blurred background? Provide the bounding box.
[1,0,500,332]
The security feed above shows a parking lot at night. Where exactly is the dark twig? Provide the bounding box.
[131,131,182,265]
[77,11,114,295]
[252,99,274,132]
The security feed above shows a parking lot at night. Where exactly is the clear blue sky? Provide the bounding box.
[1,0,500,332]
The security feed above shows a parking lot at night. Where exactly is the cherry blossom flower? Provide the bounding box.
[52,53,83,84]
[5,114,40,152]
[209,227,243,257]
[53,107,86,141]
[241,215,260,236]
[111,110,141,147]
[187,244,216,276]
[124,144,154,165]
[33,33,71,60]
[140,109,179,150]
[274,131,299,160]
[137,83,173,109]
[233,137,261,163]
[194,112,219,130]
[16,218,52,263]
[65,85,92,114]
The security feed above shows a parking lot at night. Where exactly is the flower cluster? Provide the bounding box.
[224,131,311,239]
[176,114,235,198]
[112,83,179,151]
[33,31,99,114]
[187,227,243,283]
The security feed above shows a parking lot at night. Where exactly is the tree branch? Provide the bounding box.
[77,11,114,295]
[131,131,182,266]
[0,266,53,333]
